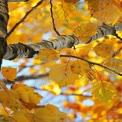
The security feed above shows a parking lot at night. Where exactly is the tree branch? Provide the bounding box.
[6,0,44,38]
[3,35,79,60]
[86,23,122,44]
[50,0,60,36]
[4,73,49,84]
[60,54,122,76]
[60,92,91,97]
[0,0,9,68]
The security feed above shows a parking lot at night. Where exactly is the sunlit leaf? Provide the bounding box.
[2,67,17,81]
[103,58,122,72]
[92,81,117,103]
[73,22,97,42]
[12,111,30,122]
[55,1,76,21]
[49,64,79,87]
[34,104,67,122]
[87,0,122,24]
[69,60,90,75]
[36,49,59,62]
[11,84,42,109]
[93,43,114,57]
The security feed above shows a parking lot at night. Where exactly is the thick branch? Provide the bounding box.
[60,54,122,76]
[0,0,9,67]
[4,35,79,60]
[86,23,122,43]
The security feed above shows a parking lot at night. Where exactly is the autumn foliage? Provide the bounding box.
[0,0,122,121]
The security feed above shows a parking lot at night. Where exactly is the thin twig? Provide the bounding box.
[6,0,44,39]
[60,54,122,76]
[112,47,122,57]
[4,73,49,84]
[60,92,91,97]
[50,0,60,36]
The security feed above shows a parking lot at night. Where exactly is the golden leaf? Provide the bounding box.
[34,104,67,122]
[55,1,76,21]
[36,49,59,62]
[92,81,117,103]
[69,60,90,75]
[87,0,122,24]
[12,111,30,122]
[49,64,79,87]
[93,43,114,57]
[2,67,17,81]
[103,58,122,72]
[12,84,42,108]
[73,22,97,42]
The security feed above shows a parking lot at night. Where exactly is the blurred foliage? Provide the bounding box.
[0,0,122,121]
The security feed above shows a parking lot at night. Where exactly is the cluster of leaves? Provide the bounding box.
[0,0,122,121]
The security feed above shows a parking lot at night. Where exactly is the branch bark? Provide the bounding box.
[3,35,79,60]
[0,0,9,68]
[86,23,122,43]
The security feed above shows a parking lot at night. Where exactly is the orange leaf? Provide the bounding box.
[2,67,17,81]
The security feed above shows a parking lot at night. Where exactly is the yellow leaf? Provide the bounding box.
[55,1,76,21]
[49,64,79,87]
[93,43,114,57]
[12,84,42,107]
[12,111,30,122]
[103,58,122,72]
[36,49,59,62]
[34,104,67,122]
[69,60,90,75]
[2,67,17,81]
[92,81,117,103]
[73,22,97,42]
[87,0,122,24]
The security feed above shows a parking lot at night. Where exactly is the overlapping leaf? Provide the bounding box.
[73,22,97,42]
[55,1,76,21]
[34,104,67,122]
[103,58,122,72]
[87,0,122,24]
[12,84,42,109]
[49,64,79,87]
[93,43,114,57]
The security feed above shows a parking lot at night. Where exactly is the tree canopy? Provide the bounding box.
[0,0,122,121]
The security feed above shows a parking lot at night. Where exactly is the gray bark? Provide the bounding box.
[4,35,79,60]
[86,23,122,43]
[0,0,9,67]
